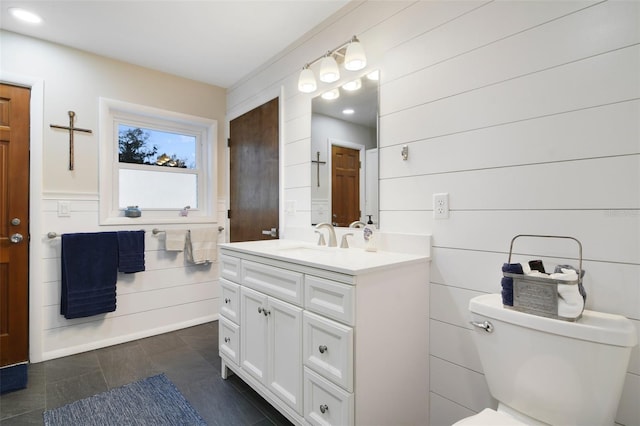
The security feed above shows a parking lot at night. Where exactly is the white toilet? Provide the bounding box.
[455,294,638,426]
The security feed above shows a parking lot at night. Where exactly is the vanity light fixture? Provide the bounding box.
[321,88,340,100]
[298,65,317,93]
[344,37,366,71]
[342,78,362,91]
[366,70,380,81]
[297,35,367,93]
[319,52,340,83]
[9,7,43,24]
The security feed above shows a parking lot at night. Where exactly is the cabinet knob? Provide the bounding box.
[224,337,230,343]
[320,404,329,414]
[264,309,270,316]
[224,298,231,304]
[318,345,328,354]
[258,307,263,314]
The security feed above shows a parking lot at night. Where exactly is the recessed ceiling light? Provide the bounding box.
[9,7,43,24]
[342,108,355,115]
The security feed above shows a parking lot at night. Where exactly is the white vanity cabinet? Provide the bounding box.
[219,241,430,426]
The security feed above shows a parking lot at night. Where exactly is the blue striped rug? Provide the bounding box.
[43,374,206,425]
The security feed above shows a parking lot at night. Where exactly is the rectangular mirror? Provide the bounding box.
[310,70,379,227]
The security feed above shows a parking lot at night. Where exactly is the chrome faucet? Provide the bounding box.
[349,221,366,228]
[315,222,337,247]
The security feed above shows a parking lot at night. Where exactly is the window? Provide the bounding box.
[99,98,217,225]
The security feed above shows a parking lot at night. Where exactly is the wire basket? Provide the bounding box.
[504,234,584,321]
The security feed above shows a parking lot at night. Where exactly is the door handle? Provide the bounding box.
[261,228,277,238]
[10,233,24,244]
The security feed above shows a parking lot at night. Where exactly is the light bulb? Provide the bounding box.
[319,55,340,83]
[321,89,340,100]
[344,39,366,71]
[342,79,362,91]
[298,67,317,93]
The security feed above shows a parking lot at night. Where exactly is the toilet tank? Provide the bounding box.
[469,294,637,426]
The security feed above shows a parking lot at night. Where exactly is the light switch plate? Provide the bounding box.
[58,201,71,217]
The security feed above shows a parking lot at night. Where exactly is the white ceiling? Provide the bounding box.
[0,0,349,88]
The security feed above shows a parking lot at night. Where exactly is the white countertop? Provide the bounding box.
[219,239,430,275]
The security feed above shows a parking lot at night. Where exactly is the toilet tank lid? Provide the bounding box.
[469,294,638,348]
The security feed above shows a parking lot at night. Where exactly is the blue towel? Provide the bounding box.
[501,263,523,306]
[61,232,118,319]
[117,230,145,273]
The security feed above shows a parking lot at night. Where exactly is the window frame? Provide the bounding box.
[99,97,217,225]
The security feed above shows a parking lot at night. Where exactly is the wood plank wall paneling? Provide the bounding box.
[227,0,639,424]
[39,197,221,360]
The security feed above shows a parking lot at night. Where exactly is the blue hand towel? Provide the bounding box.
[117,230,146,273]
[61,232,118,319]
[501,263,524,306]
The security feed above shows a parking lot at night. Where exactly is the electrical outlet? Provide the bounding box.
[433,193,449,219]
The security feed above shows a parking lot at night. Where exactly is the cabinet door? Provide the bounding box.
[267,296,303,414]
[240,287,268,384]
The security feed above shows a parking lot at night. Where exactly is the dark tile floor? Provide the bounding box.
[0,321,293,426]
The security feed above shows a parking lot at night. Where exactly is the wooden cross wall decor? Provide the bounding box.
[311,151,326,187]
[50,111,93,170]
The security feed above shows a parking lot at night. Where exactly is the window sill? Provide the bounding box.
[100,215,218,226]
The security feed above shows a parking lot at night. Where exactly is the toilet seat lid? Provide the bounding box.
[453,408,527,426]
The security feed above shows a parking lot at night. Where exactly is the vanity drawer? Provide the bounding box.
[241,260,304,307]
[304,367,353,426]
[220,278,240,324]
[303,311,353,392]
[305,275,354,326]
[220,254,242,283]
[219,316,240,366]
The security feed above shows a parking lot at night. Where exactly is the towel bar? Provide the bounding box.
[49,226,225,239]
[152,226,224,235]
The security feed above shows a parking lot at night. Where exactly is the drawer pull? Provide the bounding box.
[224,298,231,304]
[318,345,328,354]
[320,404,329,414]
[224,337,230,343]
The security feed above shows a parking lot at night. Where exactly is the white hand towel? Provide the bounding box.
[552,270,583,318]
[164,229,186,251]
[185,228,217,264]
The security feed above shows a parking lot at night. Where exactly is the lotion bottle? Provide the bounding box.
[363,224,377,252]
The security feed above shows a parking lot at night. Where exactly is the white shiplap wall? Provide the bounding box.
[227,1,639,425]
[38,194,226,360]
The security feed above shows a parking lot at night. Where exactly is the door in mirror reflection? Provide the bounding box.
[331,145,360,226]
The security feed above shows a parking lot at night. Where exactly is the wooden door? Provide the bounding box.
[331,145,360,227]
[229,98,279,242]
[0,84,30,367]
